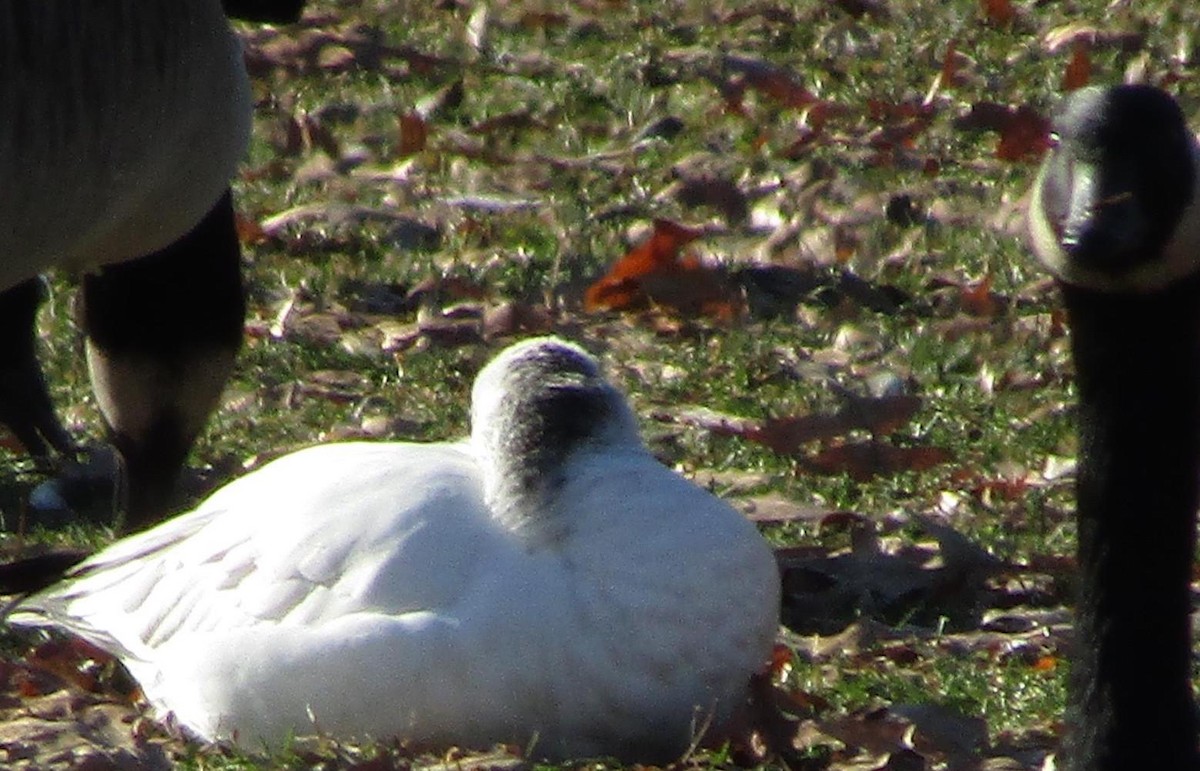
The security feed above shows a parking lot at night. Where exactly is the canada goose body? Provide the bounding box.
[0,2,251,289]
[0,1,304,529]
[1028,84,1200,770]
[10,337,781,761]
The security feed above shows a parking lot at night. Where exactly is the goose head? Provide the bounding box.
[469,337,643,538]
[1029,84,1200,290]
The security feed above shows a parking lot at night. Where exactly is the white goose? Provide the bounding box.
[10,337,781,761]
[0,1,303,529]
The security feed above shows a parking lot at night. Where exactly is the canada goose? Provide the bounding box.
[1028,84,1200,770]
[9,336,781,761]
[0,1,303,530]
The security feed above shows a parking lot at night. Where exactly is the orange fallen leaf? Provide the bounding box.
[960,275,999,317]
[585,220,741,320]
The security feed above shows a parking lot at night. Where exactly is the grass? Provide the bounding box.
[2,0,1199,768]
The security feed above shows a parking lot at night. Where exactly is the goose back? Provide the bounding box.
[0,1,250,289]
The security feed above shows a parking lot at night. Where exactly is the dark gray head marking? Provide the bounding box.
[471,338,643,533]
[490,342,616,497]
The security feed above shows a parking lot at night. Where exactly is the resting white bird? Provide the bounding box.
[9,337,781,761]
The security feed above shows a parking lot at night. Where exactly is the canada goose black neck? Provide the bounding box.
[1060,277,1200,769]
[1030,84,1200,770]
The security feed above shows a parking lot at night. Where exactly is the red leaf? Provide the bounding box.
[980,0,1015,25]
[1062,40,1092,92]
[972,476,1031,502]
[804,442,951,482]
[995,105,1052,163]
[940,41,964,89]
[746,414,847,454]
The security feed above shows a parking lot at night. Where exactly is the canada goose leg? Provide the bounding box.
[80,190,245,533]
[0,277,76,461]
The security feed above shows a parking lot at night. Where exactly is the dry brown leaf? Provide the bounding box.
[316,44,356,71]
[482,301,554,340]
[829,0,890,20]
[980,0,1015,25]
[649,404,756,436]
[417,315,484,349]
[959,274,1002,317]
[1062,39,1092,92]
[953,100,1051,161]
[746,413,848,454]
[743,395,922,456]
[519,11,569,30]
[938,40,965,90]
[407,275,489,305]
[672,176,749,225]
[397,112,429,157]
[299,370,369,403]
[234,211,268,246]
[739,495,840,525]
[468,110,541,136]
[804,442,951,481]
[994,105,1052,163]
[722,55,818,111]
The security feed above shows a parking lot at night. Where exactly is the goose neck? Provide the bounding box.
[1060,275,1200,769]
